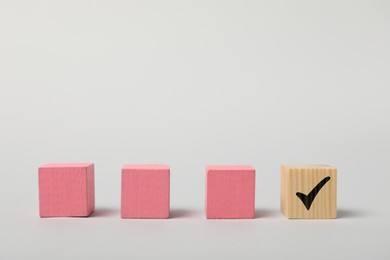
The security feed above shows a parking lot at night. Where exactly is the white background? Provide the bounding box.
[1,0,389,259]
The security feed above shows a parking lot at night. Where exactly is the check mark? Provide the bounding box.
[296,176,331,210]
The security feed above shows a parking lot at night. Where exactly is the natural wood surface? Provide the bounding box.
[281,165,337,219]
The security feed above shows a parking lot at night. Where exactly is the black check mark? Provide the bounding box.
[296,176,331,210]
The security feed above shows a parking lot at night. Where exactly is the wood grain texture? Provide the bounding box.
[38,163,95,217]
[280,165,337,219]
[206,166,255,219]
[121,165,170,219]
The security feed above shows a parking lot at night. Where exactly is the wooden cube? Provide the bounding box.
[280,165,337,219]
[38,163,95,217]
[206,166,255,219]
[121,165,170,219]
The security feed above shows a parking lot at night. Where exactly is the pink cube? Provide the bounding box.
[121,165,170,219]
[38,163,95,217]
[206,166,255,219]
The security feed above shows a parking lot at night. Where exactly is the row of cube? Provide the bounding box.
[39,163,337,219]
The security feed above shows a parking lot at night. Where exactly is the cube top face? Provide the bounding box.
[207,165,254,171]
[281,165,337,219]
[38,163,95,217]
[122,164,170,171]
[206,165,255,219]
[282,165,335,170]
[40,163,94,168]
[121,165,170,219]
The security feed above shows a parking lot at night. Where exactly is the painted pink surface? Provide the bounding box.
[123,165,170,170]
[206,165,255,219]
[38,163,95,217]
[121,165,170,219]
[206,165,254,171]
[40,163,93,168]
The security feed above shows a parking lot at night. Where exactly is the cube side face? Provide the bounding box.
[86,164,95,215]
[206,168,255,219]
[39,166,91,217]
[121,168,170,219]
[281,166,337,219]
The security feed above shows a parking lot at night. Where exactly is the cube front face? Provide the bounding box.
[38,163,95,217]
[206,166,255,219]
[281,165,337,219]
[121,165,170,219]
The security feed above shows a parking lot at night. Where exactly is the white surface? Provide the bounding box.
[0,0,389,259]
